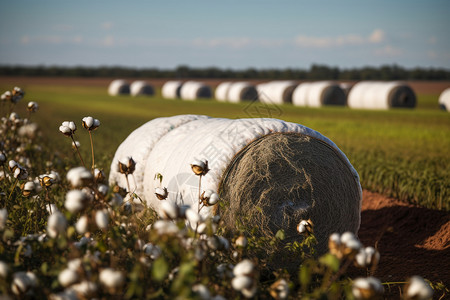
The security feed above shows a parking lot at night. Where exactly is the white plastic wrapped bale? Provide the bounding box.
[292,81,347,107]
[180,81,212,101]
[257,81,298,104]
[347,81,417,109]
[227,82,258,103]
[438,88,450,111]
[161,81,183,99]
[130,81,155,97]
[108,79,130,96]
[339,82,353,96]
[215,82,233,102]
[109,115,362,255]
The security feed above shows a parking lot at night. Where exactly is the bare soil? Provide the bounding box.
[350,190,450,298]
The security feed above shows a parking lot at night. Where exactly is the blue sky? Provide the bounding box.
[0,0,449,70]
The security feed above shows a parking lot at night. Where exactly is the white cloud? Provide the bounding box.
[21,36,30,45]
[368,29,385,43]
[428,36,437,44]
[192,37,252,49]
[374,45,403,56]
[294,29,385,48]
[100,35,114,46]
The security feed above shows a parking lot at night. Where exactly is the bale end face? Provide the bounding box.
[219,133,361,266]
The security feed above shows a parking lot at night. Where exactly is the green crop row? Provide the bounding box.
[1,81,449,211]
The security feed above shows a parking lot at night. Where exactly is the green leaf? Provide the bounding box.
[299,264,311,288]
[319,253,340,272]
[152,257,168,282]
[275,229,286,240]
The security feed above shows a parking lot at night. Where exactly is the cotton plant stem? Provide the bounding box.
[70,135,86,168]
[89,131,95,171]
[8,178,19,201]
[197,175,202,213]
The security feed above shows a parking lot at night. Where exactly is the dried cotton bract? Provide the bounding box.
[118,156,136,175]
[269,279,289,300]
[155,187,169,200]
[191,159,209,176]
[82,116,100,131]
[404,276,434,300]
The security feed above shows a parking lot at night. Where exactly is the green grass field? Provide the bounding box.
[2,81,449,210]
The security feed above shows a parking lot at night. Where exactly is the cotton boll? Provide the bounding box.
[192,284,210,300]
[47,212,67,238]
[65,190,89,213]
[405,276,433,300]
[160,201,178,219]
[95,210,109,229]
[75,215,89,234]
[231,275,253,291]
[0,208,7,230]
[58,268,78,287]
[99,268,124,289]
[186,208,202,227]
[0,261,9,278]
[66,167,93,188]
[233,259,255,277]
[241,285,258,298]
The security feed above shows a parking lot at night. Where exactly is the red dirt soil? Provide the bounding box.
[351,190,450,298]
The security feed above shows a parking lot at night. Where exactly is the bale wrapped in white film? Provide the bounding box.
[292,81,347,107]
[162,81,183,99]
[130,81,154,97]
[180,81,212,101]
[109,115,362,254]
[347,81,416,109]
[215,82,233,102]
[228,82,258,103]
[339,82,353,96]
[438,88,450,111]
[108,79,130,96]
[257,81,298,104]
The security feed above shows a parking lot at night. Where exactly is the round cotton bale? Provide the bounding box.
[180,81,212,101]
[292,81,347,107]
[347,81,417,109]
[227,82,258,103]
[161,81,183,99]
[108,79,130,96]
[109,115,362,257]
[257,81,298,104]
[339,82,353,96]
[130,81,155,97]
[438,88,450,111]
[215,82,233,102]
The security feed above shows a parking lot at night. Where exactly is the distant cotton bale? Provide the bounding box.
[215,82,233,102]
[130,81,155,97]
[108,79,130,96]
[339,82,353,96]
[347,81,417,109]
[110,115,362,259]
[162,81,183,99]
[257,81,298,104]
[438,88,450,111]
[180,81,212,101]
[227,82,258,103]
[292,81,347,107]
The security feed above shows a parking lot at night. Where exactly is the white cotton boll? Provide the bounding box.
[0,208,7,230]
[8,160,17,169]
[49,289,78,300]
[65,190,88,213]
[186,208,202,227]
[58,268,78,287]
[233,259,255,277]
[0,261,9,278]
[83,117,94,128]
[95,210,109,229]
[47,212,67,238]
[66,167,93,188]
[152,220,179,235]
[160,201,178,219]
[196,222,207,234]
[208,192,220,205]
[345,238,362,251]
[71,280,98,297]
[406,276,434,300]
[75,215,89,234]
[99,268,124,289]
[355,249,367,267]
[340,231,356,244]
[235,235,248,248]
[11,271,37,295]
[67,258,82,271]
[241,285,257,298]
[232,275,253,291]
[192,284,211,300]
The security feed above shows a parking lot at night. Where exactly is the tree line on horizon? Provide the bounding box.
[0,64,449,80]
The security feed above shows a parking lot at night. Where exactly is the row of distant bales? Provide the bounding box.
[108,79,450,111]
